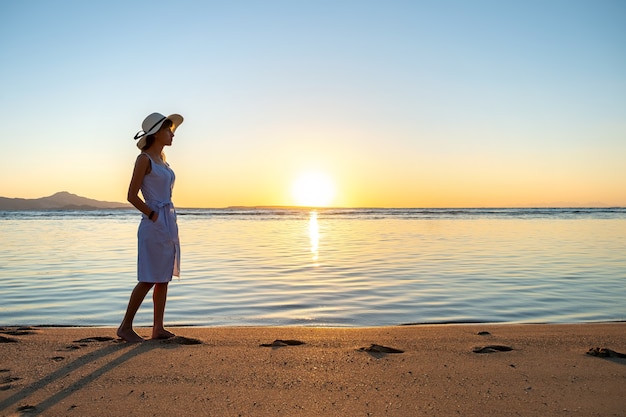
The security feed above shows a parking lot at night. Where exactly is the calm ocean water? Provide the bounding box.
[1,208,625,327]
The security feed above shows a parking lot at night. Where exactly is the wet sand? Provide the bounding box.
[1,323,625,416]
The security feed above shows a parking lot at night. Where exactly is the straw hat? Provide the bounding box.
[133,112,184,149]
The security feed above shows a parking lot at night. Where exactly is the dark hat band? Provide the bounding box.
[133,116,167,140]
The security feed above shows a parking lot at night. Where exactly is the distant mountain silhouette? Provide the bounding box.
[0,191,130,210]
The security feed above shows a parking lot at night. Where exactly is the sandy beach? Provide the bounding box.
[1,323,625,416]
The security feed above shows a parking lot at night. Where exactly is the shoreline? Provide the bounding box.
[2,323,625,416]
[4,318,625,328]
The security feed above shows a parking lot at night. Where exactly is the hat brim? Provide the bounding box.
[167,114,184,133]
[136,114,184,149]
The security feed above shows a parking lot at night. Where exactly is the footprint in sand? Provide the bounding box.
[61,344,83,351]
[17,405,37,412]
[358,344,404,354]
[0,335,18,343]
[73,336,115,343]
[1,330,35,336]
[472,345,514,353]
[586,347,626,358]
[1,375,21,391]
[0,327,38,337]
[160,336,202,345]
[260,339,306,347]
[1,329,37,337]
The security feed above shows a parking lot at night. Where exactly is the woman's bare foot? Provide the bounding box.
[152,328,175,340]
[117,327,144,343]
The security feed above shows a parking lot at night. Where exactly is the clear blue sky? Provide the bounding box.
[1,0,625,207]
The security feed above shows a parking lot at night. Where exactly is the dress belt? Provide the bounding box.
[147,200,178,243]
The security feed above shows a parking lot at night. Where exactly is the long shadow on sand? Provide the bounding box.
[0,340,157,415]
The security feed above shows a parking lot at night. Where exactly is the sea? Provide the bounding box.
[1,208,625,327]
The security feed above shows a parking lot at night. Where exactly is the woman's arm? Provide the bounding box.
[127,154,158,221]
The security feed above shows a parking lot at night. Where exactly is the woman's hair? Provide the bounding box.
[141,119,174,151]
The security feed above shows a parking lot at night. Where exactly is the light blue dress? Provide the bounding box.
[137,153,180,283]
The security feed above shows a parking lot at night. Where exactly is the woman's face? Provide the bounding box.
[154,125,174,146]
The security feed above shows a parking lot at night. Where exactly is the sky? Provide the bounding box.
[1,0,625,208]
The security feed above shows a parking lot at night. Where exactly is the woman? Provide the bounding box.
[117,112,183,343]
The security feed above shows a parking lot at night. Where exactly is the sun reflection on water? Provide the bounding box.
[309,211,319,263]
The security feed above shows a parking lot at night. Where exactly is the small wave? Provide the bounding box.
[3,207,625,221]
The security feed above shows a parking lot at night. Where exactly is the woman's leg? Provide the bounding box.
[152,282,174,339]
[117,282,154,342]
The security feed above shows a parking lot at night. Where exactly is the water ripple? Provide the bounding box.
[1,209,625,326]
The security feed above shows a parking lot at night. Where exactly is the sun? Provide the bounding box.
[292,171,336,207]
